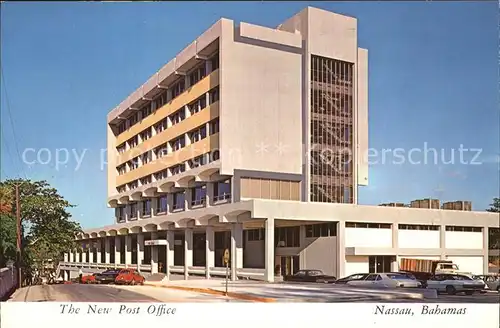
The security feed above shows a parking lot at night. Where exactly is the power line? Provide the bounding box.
[0,64,27,180]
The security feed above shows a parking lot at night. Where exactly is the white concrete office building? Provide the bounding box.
[63,7,499,281]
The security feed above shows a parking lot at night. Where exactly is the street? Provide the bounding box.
[8,284,244,302]
[8,283,500,303]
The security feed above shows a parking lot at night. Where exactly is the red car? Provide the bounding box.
[115,269,145,285]
[81,274,96,284]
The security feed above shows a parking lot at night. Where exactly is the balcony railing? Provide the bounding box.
[172,203,185,212]
[191,198,206,207]
[142,209,151,217]
[156,207,168,215]
[117,217,125,223]
[213,193,231,203]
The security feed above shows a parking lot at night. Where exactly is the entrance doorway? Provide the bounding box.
[158,246,166,273]
[369,256,395,273]
[279,256,300,276]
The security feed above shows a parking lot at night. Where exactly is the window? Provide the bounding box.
[368,256,393,273]
[172,79,185,99]
[140,175,151,186]
[153,92,166,110]
[170,164,185,176]
[140,128,152,141]
[209,150,220,162]
[190,126,207,143]
[128,136,139,148]
[247,228,264,241]
[117,143,126,154]
[155,144,168,159]
[142,199,151,216]
[191,186,206,206]
[141,151,152,165]
[117,185,126,193]
[209,87,219,104]
[129,203,138,219]
[117,164,127,175]
[305,222,337,238]
[188,96,207,115]
[116,207,125,222]
[128,112,139,127]
[445,226,482,232]
[155,119,168,133]
[189,65,206,86]
[170,109,185,125]
[188,155,206,169]
[129,157,139,170]
[173,192,185,210]
[141,105,151,119]
[171,136,186,151]
[128,180,138,190]
[275,226,300,247]
[210,53,219,71]
[209,119,219,134]
[154,169,168,181]
[346,222,391,229]
[214,179,231,202]
[117,122,126,134]
[399,224,439,231]
[157,196,168,213]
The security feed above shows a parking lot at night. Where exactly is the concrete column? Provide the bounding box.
[184,229,193,279]
[299,226,306,269]
[63,270,69,281]
[151,198,158,216]
[336,221,346,278]
[205,58,212,74]
[483,227,489,274]
[205,226,215,278]
[231,223,243,281]
[125,235,132,268]
[151,232,158,274]
[440,225,446,260]
[185,188,193,210]
[167,194,174,213]
[88,248,93,264]
[391,223,399,271]
[82,251,87,264]
[114,236,121,265]
[105,238,111,264]
[137,234,144,271]
[265,218,275,282]
[69,250,74,263]
[96,240,102,264]
[166,231,174,279]
[63,253,68,263]
[206,182,214,207]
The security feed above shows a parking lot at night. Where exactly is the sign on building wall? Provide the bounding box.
[144,240,167,246]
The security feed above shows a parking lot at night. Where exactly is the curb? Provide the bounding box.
[143,283,276,303]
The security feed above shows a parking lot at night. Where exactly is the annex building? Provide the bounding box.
[61,7,499,281]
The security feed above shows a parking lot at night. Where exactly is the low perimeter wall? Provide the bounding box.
[0,267,17,300]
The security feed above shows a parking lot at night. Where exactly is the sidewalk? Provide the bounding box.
[144,278,437,302]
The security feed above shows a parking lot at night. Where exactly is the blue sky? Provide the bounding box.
[1,2,498,229]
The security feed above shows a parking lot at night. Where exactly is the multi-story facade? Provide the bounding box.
[64,7,498,281]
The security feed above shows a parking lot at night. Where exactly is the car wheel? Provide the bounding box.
[445,285,456,295]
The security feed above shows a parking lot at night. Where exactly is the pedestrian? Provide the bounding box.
[78,267,83,283]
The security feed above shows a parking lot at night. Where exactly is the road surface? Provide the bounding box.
[8,284,243,302]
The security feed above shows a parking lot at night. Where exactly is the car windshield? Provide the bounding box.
[441,264,459,270]
[454,275,473,281]
[308,270,324,276]
[387,273,413,280]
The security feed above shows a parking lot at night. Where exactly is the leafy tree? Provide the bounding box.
[0,179,82,271]
[0,214,17,267]
[486,198,500,213]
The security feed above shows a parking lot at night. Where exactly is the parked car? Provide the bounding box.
[399,271,432,288]
[335,273,369,284]
[115,269,145,285]
[283,269,336,283]
[426,273,485,295]
[476,275,500,292]
[81,273,97,284]
[469,275,489,293]
[94,269,121,284]
[345,273,422,288]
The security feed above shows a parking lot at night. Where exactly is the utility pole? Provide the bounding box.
[15,184,22,288]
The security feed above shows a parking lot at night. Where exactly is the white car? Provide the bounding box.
[346,273,422,288]
[426,273,485,295]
